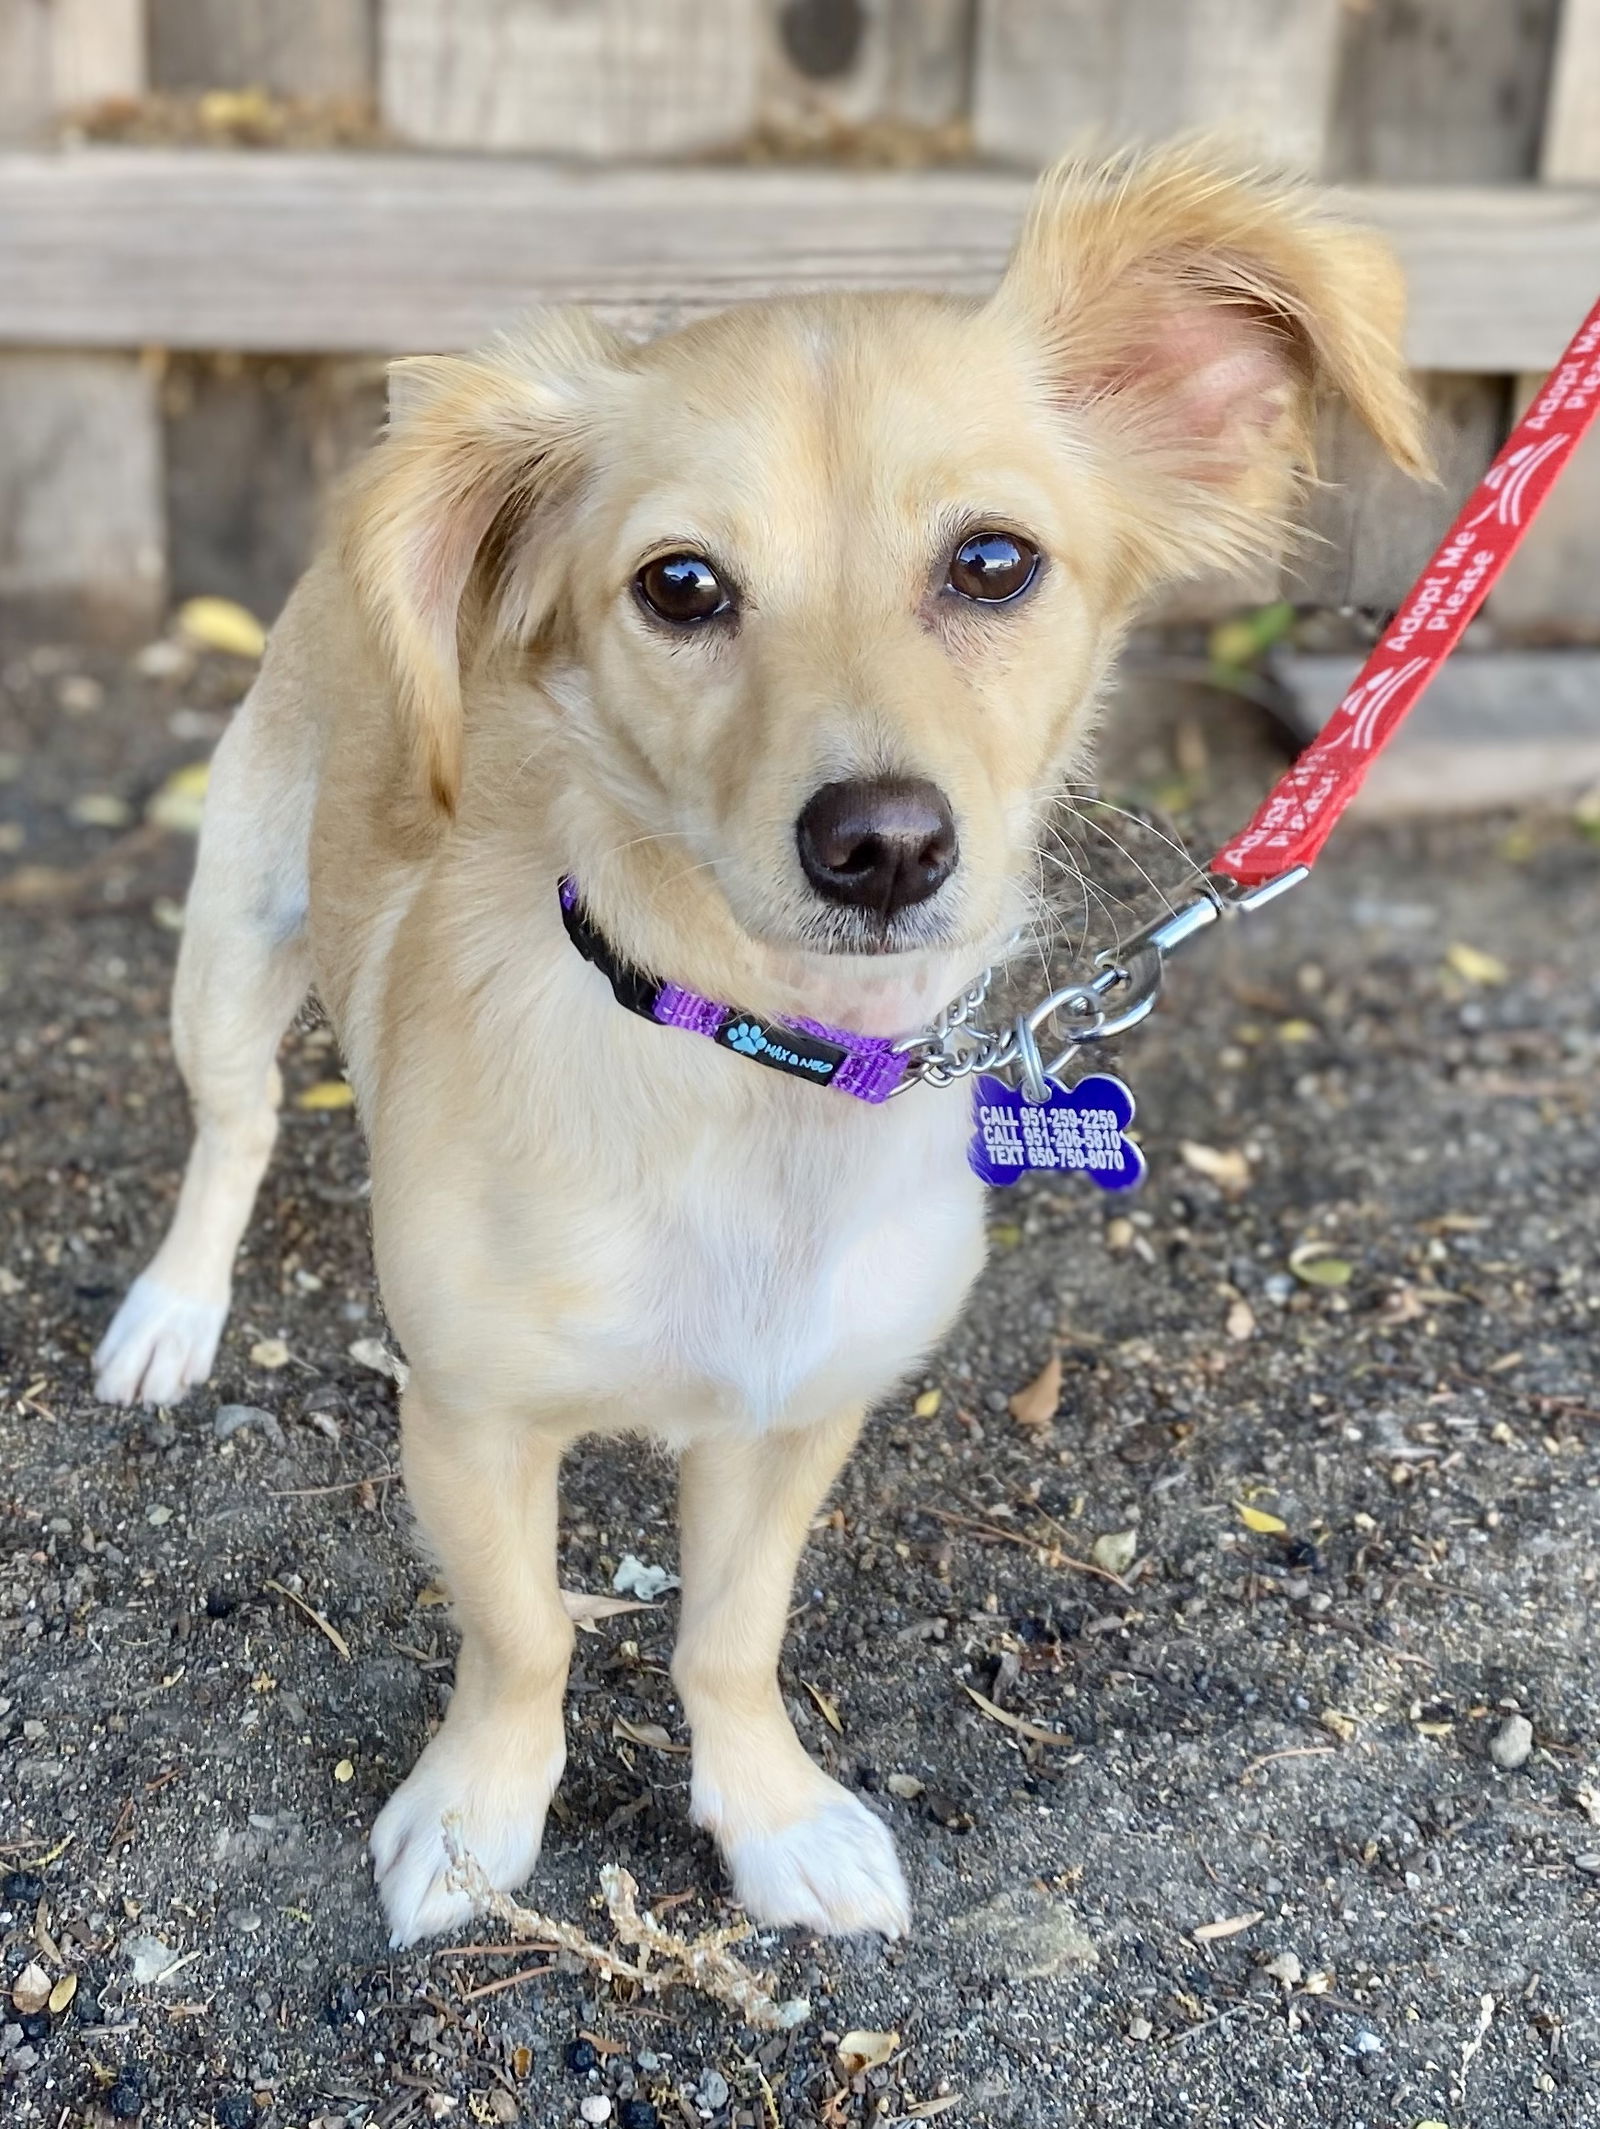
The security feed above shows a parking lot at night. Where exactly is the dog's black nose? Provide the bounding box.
[796,778,959,918]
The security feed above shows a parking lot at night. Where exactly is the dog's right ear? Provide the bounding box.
[343,310,624,814]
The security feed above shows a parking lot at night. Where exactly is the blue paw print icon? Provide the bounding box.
[725,1020,768,1058]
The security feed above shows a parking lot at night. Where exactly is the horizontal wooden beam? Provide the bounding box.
[0,149,1597,368]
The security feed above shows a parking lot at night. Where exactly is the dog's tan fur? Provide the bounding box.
[93,146,1427,1945]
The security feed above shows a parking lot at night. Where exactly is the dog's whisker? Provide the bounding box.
[1058,791,1209,881]
[1058,808,1194,923]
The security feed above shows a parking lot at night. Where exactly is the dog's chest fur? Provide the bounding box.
[634,1080,986,1432]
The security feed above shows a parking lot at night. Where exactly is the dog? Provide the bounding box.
[92,144,1427,1947]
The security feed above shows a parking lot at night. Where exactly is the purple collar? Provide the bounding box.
[558,878,909,1103]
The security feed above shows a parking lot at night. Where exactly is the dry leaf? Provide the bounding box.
[913,1388,942,1418]
[1179,1141,1250,1190]
[70,792,134,829]
[295,1078,355,1111]
[1319,1709,1359,1743]
[886,1773,925,1800]
[1446,941,1508,987]
[1236,1503,1287,1535]
[333,1758,355,1784]
[145,760,211,833]
[176,595,267,660]
[962,1684,1073,1748]
[612,1716,688,1755]
[1290,1251,1354,1288]
[48,1972,78,2015]
[561,1589,651,1630]
[903,2100,963,2122]
[837,2030,900,2076]
[1008,1353,1062,1431]
[348,1337,408,1387]
[1225,1298,1256,1342]
[1276,1017,1317,1044]
[1091,1529,1139,1576]
[1192,1909,1264,1944]
[12,1961,50,2015]
[249,1338,290,1370]
[805,1682,844,1734]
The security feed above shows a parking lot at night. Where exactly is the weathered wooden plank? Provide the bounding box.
[51,0,148,111]
[0,6,161,638]
[0,351,164,633]
[0,0,53,145]
[163,353,383,615]
[762,0,974,134]
[0,150,1595,372]
[149,0,373,101]
[1279,651,1600,813]
[972,0,1344,173]
[1328,0,1562,183]
[380,0,761,157]
[1322,0,1559,618]
[1495,0,1600,641]
[1293,373,1504,612]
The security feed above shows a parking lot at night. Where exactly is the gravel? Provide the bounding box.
[2,637,1598,2126]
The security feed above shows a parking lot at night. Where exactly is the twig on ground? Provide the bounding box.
[1238,1744,1338,1785]
[442,1820,810,2031]
[264,1577,352,1661]
[918,1505,1131,1590]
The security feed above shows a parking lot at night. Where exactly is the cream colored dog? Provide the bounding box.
[93,146,1426,1947]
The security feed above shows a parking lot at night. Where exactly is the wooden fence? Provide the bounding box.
[0,0,1597,641]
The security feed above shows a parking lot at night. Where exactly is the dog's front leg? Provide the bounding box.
[371,1386,575,1947]
[673,1410,910,1938]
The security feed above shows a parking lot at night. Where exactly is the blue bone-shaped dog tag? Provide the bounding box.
[968,1071,1146,1192]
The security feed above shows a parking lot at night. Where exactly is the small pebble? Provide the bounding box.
[215,2097,254,2129]
[698,2069,730,2110]
[1490,1714,1534,1771]
[213,1404,286,1448]
[1127,2013,1153,2041]
[108,2078,145,2120]
[1574,1854,1600,1876]
[565,2038,600,2075]
[619,2103,660,2129]
[580,2100,613,2125]
[17,2010,50,2044]
[1,1869,44,1904]
[1352,2030,1385,2056]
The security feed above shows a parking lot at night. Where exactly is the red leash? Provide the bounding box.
[1213,291,1600,885]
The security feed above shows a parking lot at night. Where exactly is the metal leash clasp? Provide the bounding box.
[900,864,1309,1098]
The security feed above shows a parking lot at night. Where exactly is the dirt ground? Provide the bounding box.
[1,632,1597,2129]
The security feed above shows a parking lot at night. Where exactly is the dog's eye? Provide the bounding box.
[635,553,732,625]
[946,532,1039,604]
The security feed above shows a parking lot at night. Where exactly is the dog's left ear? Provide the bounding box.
[343,309,625,814]
[988,144,1433,584]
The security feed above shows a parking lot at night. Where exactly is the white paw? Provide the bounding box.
[721,1794,911,1939]
[93,1274,228,1407]
[371,1731,563,1949]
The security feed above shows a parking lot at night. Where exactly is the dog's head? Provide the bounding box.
[345,145,1427,1029]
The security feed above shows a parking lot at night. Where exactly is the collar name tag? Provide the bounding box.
[969,1071,1146,1192]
